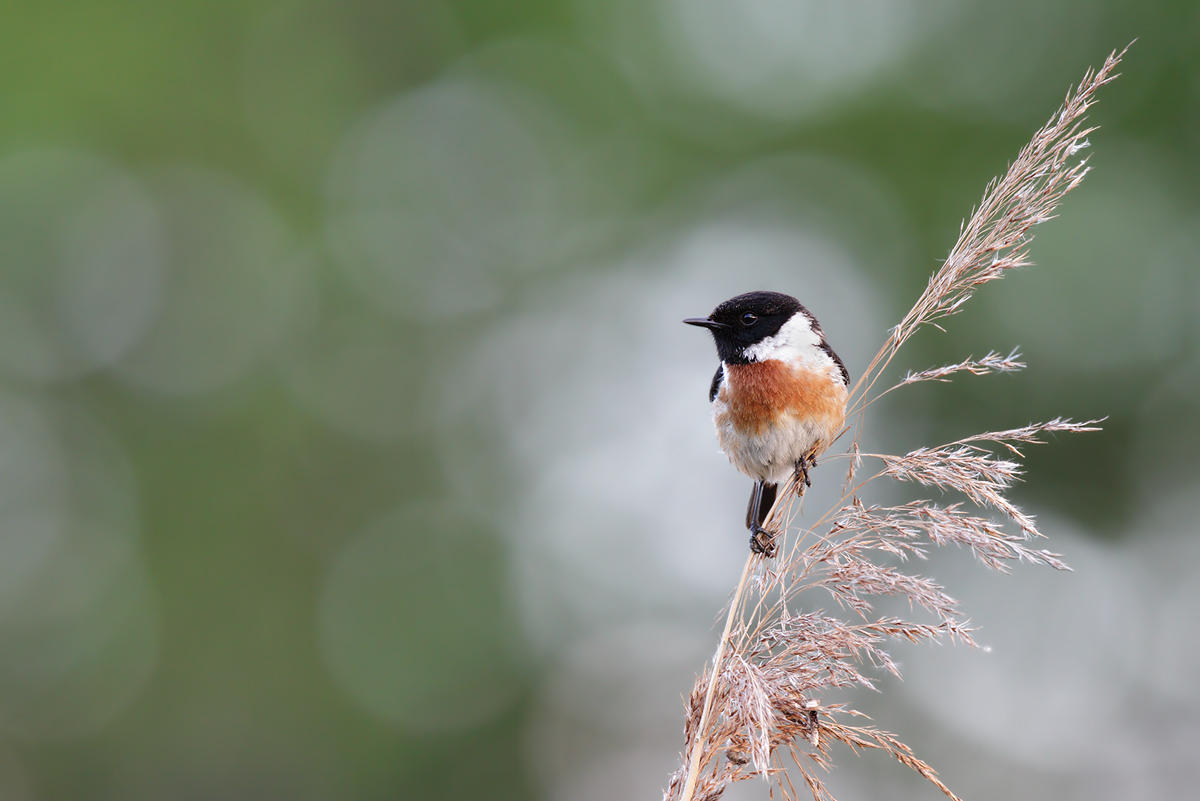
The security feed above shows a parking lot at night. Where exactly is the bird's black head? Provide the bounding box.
[683,291,807,364]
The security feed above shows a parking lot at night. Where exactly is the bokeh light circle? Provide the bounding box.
[573,0,930,130]
[240,0,464,178]
[0,393,157,740]
[0,148,165,384]
[113,167,309,396]
[660,0,920,117]
[324,76,568,319]
[0,391,68,610]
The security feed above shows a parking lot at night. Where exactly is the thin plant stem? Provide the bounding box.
[680,549,757,801]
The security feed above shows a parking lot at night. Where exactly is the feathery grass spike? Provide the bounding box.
[667,45,1127,801]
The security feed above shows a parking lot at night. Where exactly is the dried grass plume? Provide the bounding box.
[666,46,1127,801]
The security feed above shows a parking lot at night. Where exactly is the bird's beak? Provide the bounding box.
[683,317,728,330]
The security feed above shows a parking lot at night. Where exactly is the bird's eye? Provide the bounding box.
[741,312,758,326]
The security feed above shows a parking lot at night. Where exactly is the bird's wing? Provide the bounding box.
[709,364,724,403]
[819,342,850,386]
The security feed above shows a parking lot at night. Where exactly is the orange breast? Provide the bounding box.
[720,360,845,436]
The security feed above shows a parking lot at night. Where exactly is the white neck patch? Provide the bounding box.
[740,311,831,373]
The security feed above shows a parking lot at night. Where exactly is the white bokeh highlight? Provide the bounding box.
[325,76,570,319]
[661,0,921,117]
[573,0,940,128]
[0,149,165,384]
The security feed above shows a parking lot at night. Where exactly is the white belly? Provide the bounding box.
[713,406,838,484]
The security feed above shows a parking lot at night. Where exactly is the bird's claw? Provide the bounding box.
[795,455,815,489]
[749,524,779,558]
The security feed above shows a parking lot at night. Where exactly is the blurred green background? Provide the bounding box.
[0,1,1197,799]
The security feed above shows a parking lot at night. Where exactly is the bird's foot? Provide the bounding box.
[749,524,779,558]
[794,455,816,489]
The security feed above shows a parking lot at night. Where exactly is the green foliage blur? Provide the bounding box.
[0,1,1196,799]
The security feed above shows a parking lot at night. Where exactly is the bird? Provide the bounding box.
[684,291,849,556]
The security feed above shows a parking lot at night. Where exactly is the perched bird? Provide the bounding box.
[684,291,849,555]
